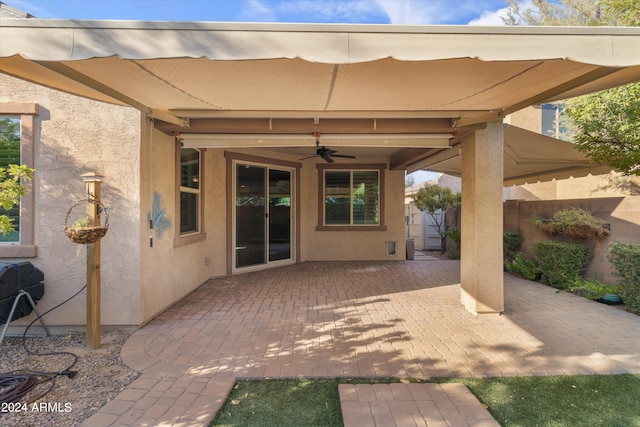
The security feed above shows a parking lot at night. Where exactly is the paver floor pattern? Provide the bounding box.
[83,260,640,426]
[339,383,500,427]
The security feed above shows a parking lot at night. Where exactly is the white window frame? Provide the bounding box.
[174,146,206,247]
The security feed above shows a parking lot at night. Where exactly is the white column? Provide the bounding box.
[460,120,504,315]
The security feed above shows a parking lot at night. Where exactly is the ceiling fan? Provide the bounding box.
[299,132,356,163]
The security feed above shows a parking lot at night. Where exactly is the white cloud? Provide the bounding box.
[239,0,277,22]
[469,0,537,25]
[374,0,441,24]
[374,0,519,25]
[467,7,509,26]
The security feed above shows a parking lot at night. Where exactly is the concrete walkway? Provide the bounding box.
[83,260,640,426]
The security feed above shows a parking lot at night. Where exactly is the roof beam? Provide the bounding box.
[181,133,452,149]
[156,117,456,135]
[34,61,189,127]
[167,110,484,119]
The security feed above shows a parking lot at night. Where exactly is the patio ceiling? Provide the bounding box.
[1,20,639,179]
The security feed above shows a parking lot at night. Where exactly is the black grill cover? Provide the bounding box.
[0,262,45,324]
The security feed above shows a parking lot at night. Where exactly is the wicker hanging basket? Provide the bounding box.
[64,199,110,244]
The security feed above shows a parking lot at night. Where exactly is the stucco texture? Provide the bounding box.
[1,75,413,328]
[138,128,225,324]
[0,75,141,326]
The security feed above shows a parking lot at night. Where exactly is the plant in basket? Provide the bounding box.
[64,200,109,244]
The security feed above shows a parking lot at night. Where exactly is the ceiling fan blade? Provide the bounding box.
[331,154,357,159]
[322,154,335,163]
[299,154,320,160]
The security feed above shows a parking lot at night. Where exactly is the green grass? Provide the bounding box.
[211,378,343,427]
[210,375,640,427]
[454,375,640,427]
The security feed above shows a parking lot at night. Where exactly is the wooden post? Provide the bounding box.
[83,172,104,349]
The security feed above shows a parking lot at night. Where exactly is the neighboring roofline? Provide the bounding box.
[1,17,639,36]
[0,2,35,19]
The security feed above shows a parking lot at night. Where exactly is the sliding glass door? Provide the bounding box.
[234,162,293,270]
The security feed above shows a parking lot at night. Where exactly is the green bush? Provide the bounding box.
[569,278,621,300]
[532,207,610,240]
[503,231,523,264]
[608,242,640,314]
[533,241,593,290]
[445,227,461,259]
[505,252,539,280]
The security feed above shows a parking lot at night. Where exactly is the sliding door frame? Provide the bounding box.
[225,152,301,275]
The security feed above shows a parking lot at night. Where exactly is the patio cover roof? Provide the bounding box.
[1,20,639,180]
[408,124,612,185]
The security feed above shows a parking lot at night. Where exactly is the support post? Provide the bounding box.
[460,121,504,315]
[83,172,104,349]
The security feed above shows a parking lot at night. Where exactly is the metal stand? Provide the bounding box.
[0,290,50,347]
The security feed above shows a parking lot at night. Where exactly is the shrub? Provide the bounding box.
[608,242,640,315]
[553,207,610,239]
[532,207,610,240]
[506,252,539,280]
[533,241,593,290]
[569,278,621,300]
[531,216,559,235]
[503,231,523,264]
[445,227,461,259]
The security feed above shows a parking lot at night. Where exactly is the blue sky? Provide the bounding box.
[6,0,518,25]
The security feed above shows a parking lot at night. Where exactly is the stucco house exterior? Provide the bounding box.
[1,15,639,331]
[405,106,640,285]
[405,105,640,253]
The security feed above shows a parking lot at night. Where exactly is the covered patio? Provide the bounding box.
[2,21,639,321]
[2,18,640,426]
[83,260,640,426]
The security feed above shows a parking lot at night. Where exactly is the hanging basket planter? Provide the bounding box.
[64,199,110,244]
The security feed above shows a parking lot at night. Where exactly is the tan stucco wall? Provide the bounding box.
[138,128,228,324]
[1,74,412,328]
[460,121,504,314]
[137,144,407,323]
[504,197,640,285]
[0,75,141,326]
[299,157,406,261]
[507,172,639,201]
[506,106,542,134]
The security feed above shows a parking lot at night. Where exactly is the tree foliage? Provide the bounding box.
[503,0,638,26]
[413,184,461,253]
[0,164,33,235]
[563,83,640,175]
[0,118,34,235]
[600,0,640,25]
[504,0,640,176]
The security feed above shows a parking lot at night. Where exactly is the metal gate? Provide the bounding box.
[423,210,442,250]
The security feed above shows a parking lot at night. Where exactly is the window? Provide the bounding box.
[179,148,201,235]
[541,103,569,141]
[0,117,22,243]
[0,104,37,257]
[174,146,205,247]
[317,164,386,231]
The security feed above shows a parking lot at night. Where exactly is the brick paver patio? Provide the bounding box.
[82,260,640,426]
